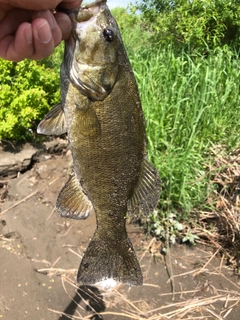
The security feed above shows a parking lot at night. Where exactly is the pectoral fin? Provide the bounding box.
[56,174,94,220]
[75,105,101,138]
[127,159,161,217]
[37,103,67,136]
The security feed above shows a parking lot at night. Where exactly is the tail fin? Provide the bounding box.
[77,236,143,286]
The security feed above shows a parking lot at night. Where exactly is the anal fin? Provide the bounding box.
[127,158,161,217]
[37,103,67,136]
[56,174,94,220]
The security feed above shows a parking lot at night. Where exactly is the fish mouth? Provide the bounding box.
[76,0,107,25]
[79,0,107,11]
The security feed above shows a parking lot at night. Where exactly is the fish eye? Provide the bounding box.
[103,28,114,42]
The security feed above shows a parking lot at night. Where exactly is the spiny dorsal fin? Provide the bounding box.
[37,103,67,136]
[56,174,94,220]
[127,158,161,217]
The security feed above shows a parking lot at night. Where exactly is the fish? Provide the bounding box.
[37,0,160,286]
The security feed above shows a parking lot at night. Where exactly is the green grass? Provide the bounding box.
[128,46,240,221]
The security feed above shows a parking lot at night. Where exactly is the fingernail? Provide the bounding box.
[24,23,32,44]
[37,10,56,29]
[36,21,52,43]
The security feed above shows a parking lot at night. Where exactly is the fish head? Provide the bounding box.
[69,0,122,100]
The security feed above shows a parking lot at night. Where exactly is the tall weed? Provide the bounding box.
[129,46,240,218]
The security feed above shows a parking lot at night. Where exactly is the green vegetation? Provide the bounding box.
[129,45,240,242]
[137,0,240,53]
[1,1,240,244]
[130,46,240,213]
[110,7,151,53]
[0,54,61,140]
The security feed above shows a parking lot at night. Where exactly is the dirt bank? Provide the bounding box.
[0,141,240,319]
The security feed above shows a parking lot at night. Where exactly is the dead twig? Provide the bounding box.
[0,190,38,216]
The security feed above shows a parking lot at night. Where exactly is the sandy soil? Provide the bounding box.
[1,146,240,319]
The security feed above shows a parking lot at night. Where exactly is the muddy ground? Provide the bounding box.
[0,141,240,320]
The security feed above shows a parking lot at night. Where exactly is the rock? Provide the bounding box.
[0,138,69,179]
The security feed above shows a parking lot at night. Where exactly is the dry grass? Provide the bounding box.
[42,241,240,320]
[48,271,240,319]
[195,146,240,271]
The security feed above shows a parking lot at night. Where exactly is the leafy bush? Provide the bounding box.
[0,54,61,141]
[136,0,240,53]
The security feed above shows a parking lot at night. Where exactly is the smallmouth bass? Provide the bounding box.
[37,0,160,286]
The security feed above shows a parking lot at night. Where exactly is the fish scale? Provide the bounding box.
[37,0,160,286]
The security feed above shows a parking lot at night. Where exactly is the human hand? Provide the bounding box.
[0,0,82,62]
